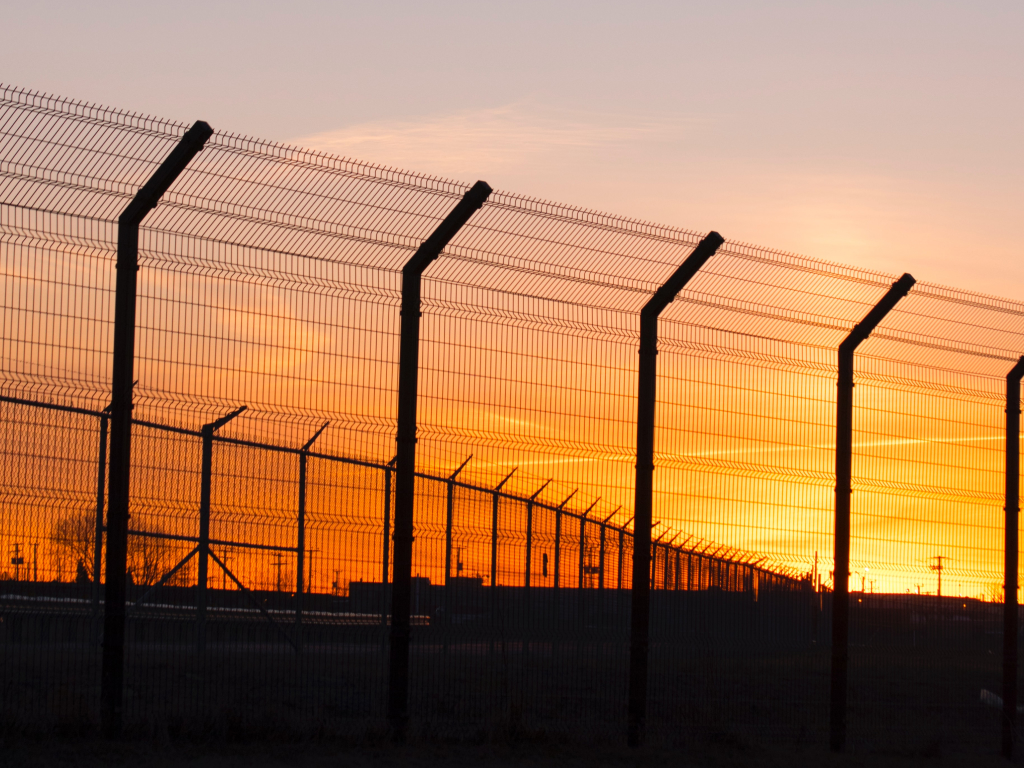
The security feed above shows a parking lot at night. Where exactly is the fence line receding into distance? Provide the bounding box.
[1,84,1023,754]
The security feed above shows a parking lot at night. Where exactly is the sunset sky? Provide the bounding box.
[5,12,1024,751]
[2,1,1022,298]
[3,2,1024,598]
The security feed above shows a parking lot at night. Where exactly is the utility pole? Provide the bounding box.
[929,556,946,597]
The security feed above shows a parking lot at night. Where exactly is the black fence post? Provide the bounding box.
[649,538,659,590]
[388,181,492,738]
[101,120,213,738]
[525,481,551,589]
[1005,357,1024,759]
[830,273,915,753]
[444,455,472,586]
[296,421,328,652]
[554,491,576,591]
[197,426,213,651]
[618,516,632,592]
[578,501,599,589]
[381,456,396,627]
[627,232,723,747]
[663,534,679,590]
[653,536,666,589]
[93,411,109,628]
[197,406,245,654]
[579,512,588,590]
[488,469,516,662]
[491,469,517,588]
[555,507,562,590]
[598,509,617,592]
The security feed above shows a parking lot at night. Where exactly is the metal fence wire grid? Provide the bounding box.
[2,83,1024,756]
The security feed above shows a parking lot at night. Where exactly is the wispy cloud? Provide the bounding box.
[291,102,689,185]
[292,102,1024,300]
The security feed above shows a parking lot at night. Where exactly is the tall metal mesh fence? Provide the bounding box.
[1,84,1021,752]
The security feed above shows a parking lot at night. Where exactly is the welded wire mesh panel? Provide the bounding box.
[120,425,397,733]
[3,82,1024,752]
[306,456,391,597]
[128,425,200,576]
[408,475,448,590]
[296,452,391,727]
[407,483,497,729]
[495,497,527,588]
[0,206,113,408]
[447,485,493,587]
[0,400,103,729]
[631,249,846,743]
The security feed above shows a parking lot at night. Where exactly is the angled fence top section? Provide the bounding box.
[3,83,1020,370]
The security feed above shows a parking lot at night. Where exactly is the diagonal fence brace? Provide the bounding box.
[207,548,299,653]
[128,545,200,613]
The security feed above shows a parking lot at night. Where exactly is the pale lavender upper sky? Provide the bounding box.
[2,1,1022,297]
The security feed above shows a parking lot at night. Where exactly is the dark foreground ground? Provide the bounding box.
[4,590,1016,765]
[2,739,1017,768]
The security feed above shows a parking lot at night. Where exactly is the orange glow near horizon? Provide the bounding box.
[0,238,1016,601]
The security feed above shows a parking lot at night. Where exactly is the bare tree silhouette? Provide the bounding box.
[48,512,182,586]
